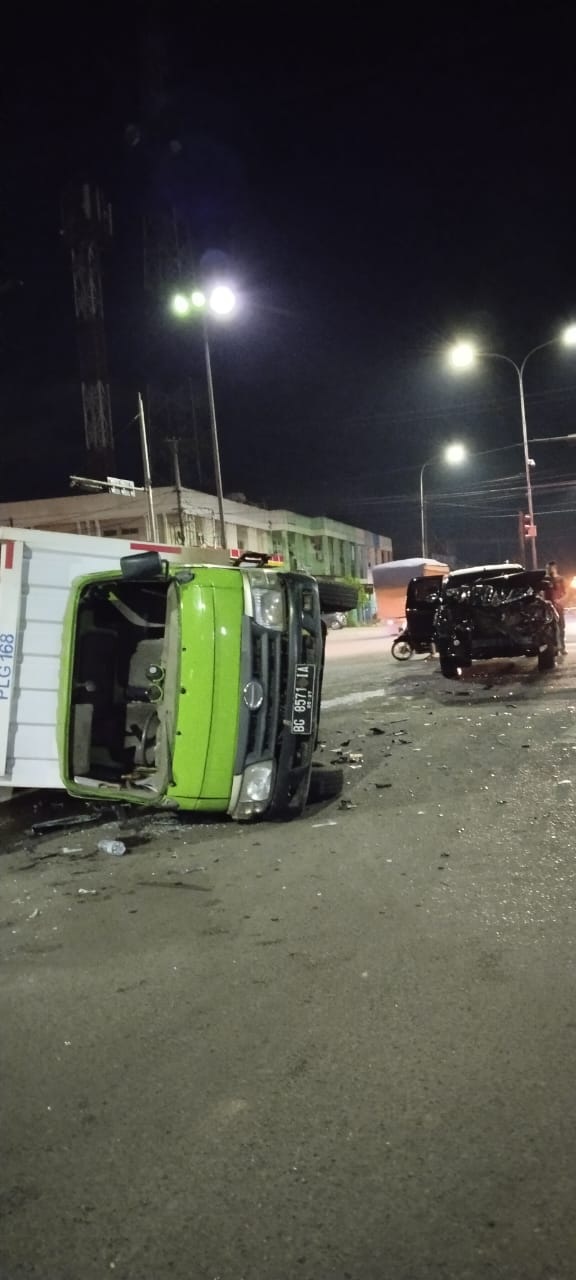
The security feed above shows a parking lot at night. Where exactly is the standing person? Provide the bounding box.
[545,561,567,655]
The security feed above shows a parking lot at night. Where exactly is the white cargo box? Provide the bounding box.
[0,527,194,790]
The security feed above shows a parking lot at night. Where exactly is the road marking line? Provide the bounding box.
[322,688,388,709]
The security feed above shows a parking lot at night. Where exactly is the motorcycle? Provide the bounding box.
[391,629,433,661]
[391,574,443,662]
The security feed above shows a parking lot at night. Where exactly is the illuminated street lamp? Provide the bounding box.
[208,285,236,316]
[420,443,467,559]
[447,327,576,568]
[443,441,467,466]
[448,341,476,370]
[171,284,238,549]
[172,293,191,316]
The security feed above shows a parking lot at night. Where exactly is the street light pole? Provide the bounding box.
[485,346,555,570]
[171,285,236,552]
[420,444,467,558]
[202,317,227,550]
[449,332,576,570]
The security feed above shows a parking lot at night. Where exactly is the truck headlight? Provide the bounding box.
[232,761,274,821]
[251,587,285,630]
[241,761,273,802]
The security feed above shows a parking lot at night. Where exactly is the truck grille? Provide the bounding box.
[245,627,281,761]
[234,573,324,818]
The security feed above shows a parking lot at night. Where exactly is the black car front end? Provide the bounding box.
[436,570,559,667]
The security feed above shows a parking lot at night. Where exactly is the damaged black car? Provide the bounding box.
[434,565,560,679]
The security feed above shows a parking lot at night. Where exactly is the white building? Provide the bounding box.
[0,486,392,581]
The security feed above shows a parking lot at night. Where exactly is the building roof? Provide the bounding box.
[371,558,449,587]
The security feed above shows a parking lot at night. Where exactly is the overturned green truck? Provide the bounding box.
[0,528,357,819]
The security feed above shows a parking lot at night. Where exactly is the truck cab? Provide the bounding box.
[61,551,326,820]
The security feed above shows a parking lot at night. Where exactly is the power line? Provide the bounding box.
[250,380,576,437]
[335,473,576,508]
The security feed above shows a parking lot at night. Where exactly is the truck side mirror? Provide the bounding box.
[120,551,165,580]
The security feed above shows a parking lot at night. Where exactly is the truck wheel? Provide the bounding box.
[307,765,344,803]
[317,582,358,613]
[439,653,461,680]
[538,645,556,672]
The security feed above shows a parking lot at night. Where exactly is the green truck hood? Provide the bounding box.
[168,571,243,807]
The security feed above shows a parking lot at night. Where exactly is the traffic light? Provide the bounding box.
[523,514,537,540]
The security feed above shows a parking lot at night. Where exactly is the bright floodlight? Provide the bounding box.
[209,285,236,316]
[191,289,206,308]
[562,324,576,346]
[172,293,191,316]
[449,340,477,369]
[444,442,467,465]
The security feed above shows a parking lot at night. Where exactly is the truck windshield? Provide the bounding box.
[68,577,180,796]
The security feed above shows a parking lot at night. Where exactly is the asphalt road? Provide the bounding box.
[2,631,576,1279]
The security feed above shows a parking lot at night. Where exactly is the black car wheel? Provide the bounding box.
[537,644,556,672]
[307,764,345,803]
[439,653,461,680]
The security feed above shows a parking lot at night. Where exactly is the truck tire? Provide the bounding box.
[307,764,344,803]
[439,652,461,680]
[317,582,358,613]
[538,644,556,672]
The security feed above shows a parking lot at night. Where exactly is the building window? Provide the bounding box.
[184,515,198,544]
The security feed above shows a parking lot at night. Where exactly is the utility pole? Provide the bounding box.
[167,437,186,543]
[137,392,158,542]
[518,511,526,566]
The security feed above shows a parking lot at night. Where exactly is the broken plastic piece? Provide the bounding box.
[97,839,127,856]
[30,813,109,837]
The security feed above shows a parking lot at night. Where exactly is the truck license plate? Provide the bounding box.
[291,663,316,736]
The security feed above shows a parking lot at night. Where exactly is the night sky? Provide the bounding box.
[2,4,576,564]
